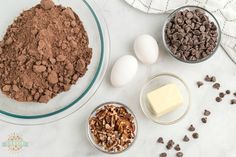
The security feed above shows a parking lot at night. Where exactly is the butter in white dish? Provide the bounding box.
[147,83,183,117]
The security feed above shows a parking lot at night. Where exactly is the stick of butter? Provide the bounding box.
[147,83,183,117]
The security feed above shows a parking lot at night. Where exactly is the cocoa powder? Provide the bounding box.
[0,0,92,103]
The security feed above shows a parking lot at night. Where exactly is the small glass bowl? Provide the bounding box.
[87,102,138,154]
[140,73,191,125]
[162,5,221,64]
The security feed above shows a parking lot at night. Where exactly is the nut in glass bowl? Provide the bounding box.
[87,102,137,154]
[162,6,221,63]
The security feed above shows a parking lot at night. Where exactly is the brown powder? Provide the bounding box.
[0,0,92,103]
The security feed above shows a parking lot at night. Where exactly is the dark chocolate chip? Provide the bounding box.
[192,133,199,139]
[160,152,167,157]
[226,90,231,94]
[213,83,220,90]
[216,97,222,102]
[188,124,195,132]
[186,12,193,19]
[231,99,236,105]
[201,117,207,123]
[157,137,164,144]
[204,75,212,82]
[166,140,175,150]
[219,92,225,98]
[211,76,216,82]
[197,81,203,88]
[233,92,236,97]
[176,152,184,157]
[183,135,190,142]
[200,26,205,32]
[174,144,181,151]
[204,110,211,116]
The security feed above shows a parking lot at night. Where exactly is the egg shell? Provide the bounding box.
[134,34,159,64]
[110,55,138,87]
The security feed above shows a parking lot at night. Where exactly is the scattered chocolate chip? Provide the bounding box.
[231,99,236,105]
[188,124,195,132]
[204,110,211,116]
[204,75,212,82]
[226,90,231,94]
[183,135,189,142]
[197,81,203,88]
[192,133,199,139]
[219,92,225,98]
[174,144,181,151]
[211,76,216,82]
[157,137,164,144]
[160,152,167,157]
[213,83,220,90]
[234,92,236,97]
[215,97,222,102]
[201,117,207,123]
[176,152,184,157]
[166,140,175,150]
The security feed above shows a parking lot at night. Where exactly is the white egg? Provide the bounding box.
[110,55,138,87]
[134,34,159,64]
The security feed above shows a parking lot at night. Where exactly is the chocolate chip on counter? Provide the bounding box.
[204,75,212,82]
[183,135,190,142]
[226,90,231,94]
[216,97,222,102]
[188,124,195,132]
[213,83,220,90]
[176,152,184,157]
[192,133,199,139]
[174,144,181,151]
[204,110,211,116]
[219,92,225,98]
[160,152,167,157]
[211,76,216,82]
[234,92,236,97]
[231,99,236,105]
[201,117,207,123]
[166,140,175,150]
[197,81,203,88]
[157,137,164,144]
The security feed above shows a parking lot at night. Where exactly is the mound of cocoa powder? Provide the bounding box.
[0,0,92,103]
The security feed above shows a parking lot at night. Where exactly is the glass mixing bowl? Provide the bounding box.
[0,0,110,125]
[162,6,221,63]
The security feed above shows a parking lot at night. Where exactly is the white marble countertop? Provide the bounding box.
[1,0,236,157]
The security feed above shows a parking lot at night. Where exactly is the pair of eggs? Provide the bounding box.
[111,34,159,87]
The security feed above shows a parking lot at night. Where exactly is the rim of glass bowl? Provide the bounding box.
[0,0,110,125]
[162,5,221,64]
[139,73,191,125]
[87,102,138,154]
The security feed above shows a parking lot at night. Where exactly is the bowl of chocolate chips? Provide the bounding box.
[163,6,221,63]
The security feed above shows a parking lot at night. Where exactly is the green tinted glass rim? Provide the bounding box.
[0,0,104,119]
